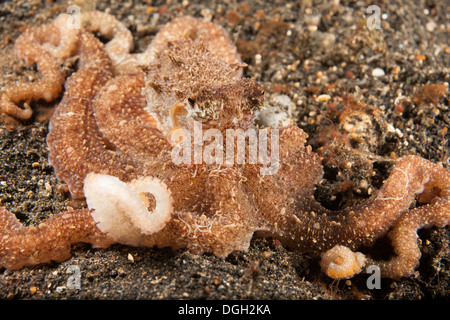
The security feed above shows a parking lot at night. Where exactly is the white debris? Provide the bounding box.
[372,68,385,77]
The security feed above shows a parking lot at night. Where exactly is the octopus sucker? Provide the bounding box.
[0,11,448,281]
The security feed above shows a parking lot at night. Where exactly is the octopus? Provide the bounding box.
[0,10,449,281]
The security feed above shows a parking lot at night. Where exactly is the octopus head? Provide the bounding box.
[186,78,265,130]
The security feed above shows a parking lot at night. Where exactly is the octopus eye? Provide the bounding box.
[188,97,195,106]
[261,90,265,96]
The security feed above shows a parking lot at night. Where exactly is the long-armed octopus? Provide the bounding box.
[0,11,449,280]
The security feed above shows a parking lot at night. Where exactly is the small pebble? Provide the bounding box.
[254,54,262,65]
[56,286,66,293]
[127,253,134,262]
[426,20,437,32]
[372,68,385,77]
[45,182,52,194]
[316,94,331,102]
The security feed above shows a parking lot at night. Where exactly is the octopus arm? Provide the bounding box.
[47,31,139,198]
[0,207,111,269]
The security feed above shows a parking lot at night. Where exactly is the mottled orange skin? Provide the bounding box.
[0,13,449,279]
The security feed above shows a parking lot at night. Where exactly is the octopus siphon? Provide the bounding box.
[0,11,449,280]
